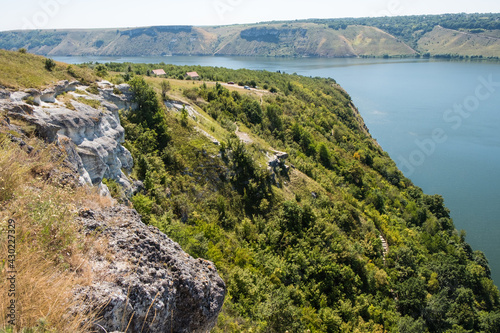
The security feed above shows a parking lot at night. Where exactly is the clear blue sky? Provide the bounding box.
[1,0,499,31]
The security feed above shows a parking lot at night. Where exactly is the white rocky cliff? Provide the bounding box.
[0,80,136,195]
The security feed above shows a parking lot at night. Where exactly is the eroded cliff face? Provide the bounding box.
[0,80,135,196]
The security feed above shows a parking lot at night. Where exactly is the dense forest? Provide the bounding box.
[86,61,500,332]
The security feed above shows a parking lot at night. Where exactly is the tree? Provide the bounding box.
[318,143,331,168]
[128,77,170,149]
[160,80,171,99]
[266,104,283,133]
[240,98,262,124]
[180,106,189,127]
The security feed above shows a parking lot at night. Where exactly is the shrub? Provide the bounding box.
[23,95,38,106]
[94,64,108,78]
[67,65,77,78]
[160,80,171,99]
[180,106,189,127]
[86,83,99,95]
[183,88,199,101]
[44,58,56,72]
[102,178,125,202]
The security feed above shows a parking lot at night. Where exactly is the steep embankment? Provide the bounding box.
[2,13,500,58]
[0,50,225,332]
[208,23,415,57]
[107,62,500,331]
[0,23,416,57]
[1,79,135,196]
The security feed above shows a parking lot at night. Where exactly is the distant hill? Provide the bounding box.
[1,13,500,58]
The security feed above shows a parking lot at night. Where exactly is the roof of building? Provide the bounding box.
[152,69,166,76]
[186,71,200,78]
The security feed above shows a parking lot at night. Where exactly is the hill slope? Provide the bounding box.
[2,49,500,332]
[0,50,226,332]
[418,26,500,57]
[0,24,415,57]
[1,13,500,58]
[90,59,500,331]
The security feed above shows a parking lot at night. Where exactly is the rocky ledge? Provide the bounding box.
[75,206,226,333]
[0,80,136,196]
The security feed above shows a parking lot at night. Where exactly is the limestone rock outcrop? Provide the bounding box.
[75,206,226,333]
[0,80,135,196]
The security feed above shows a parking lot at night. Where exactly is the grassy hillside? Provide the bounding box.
[418,26,500,57]
[0,24,415,58]
[90,60,500,332]
[0,49,97,89]
[0,51,111,331]
[1,13,500,58]
[206,23,415,57]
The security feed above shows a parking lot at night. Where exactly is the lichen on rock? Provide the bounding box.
[74,206,226,333]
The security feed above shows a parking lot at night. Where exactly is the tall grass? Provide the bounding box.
[0,135,107,332]
[0,137,30,202]
[0,49,97,89]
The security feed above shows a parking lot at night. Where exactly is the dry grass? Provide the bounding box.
[417,26,500,57]
[56,92,77,111]
[0,137,30,202]
[0,135,110,332]
[0,241,94,332]
[76,97,101,110]
[0,49,97,90]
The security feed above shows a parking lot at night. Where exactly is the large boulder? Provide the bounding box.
[74,206,226,333]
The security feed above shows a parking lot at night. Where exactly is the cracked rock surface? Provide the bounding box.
[74,206,226,333]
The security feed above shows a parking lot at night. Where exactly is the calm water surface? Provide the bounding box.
[56,56,500,284]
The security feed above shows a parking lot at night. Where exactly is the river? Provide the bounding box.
[55,55,500,284]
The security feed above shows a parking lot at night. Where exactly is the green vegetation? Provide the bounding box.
[44,58,56,72]
[0,48,498,331]
[118,66,500,332]
[77,96,101,109]
[0,133,103,331]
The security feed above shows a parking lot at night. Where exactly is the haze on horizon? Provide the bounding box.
[1,0,499,32]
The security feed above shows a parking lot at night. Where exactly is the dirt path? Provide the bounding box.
[234,123,253,144]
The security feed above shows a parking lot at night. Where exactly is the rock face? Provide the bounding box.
[0,80,135,195]
[75,206,226,333]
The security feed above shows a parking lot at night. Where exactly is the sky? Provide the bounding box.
[1,0,499,31]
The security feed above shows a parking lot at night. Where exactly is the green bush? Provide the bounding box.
[44,58,56,71]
